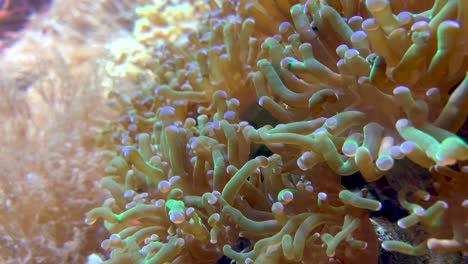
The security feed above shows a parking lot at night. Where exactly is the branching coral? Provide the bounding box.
[87,0,467,263]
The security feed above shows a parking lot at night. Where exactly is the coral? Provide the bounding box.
[84,0,467,263]
[0,51,109,263]
[105,0,210,81]
[0,0,153,263]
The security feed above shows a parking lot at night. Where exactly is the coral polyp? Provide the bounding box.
[85,0,467,263]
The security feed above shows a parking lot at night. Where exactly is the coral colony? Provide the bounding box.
[86,0,467,263]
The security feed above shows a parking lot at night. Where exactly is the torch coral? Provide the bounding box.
[87,0,467,263]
